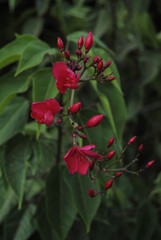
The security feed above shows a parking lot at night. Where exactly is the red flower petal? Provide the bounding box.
[78,153,89,175]
[44,111,54,126]
[64,146,78,174]
[45,98,61,114]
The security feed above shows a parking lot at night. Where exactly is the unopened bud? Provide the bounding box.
[107,76,115,81]
[128,136,137,145]
[77,65,82,71]
[57,37,64,52]
[64,50,70,59]
[93,55,99,64]
[97,59,103,71]
[146,160,155,168]
[76,49,82,57]
[138,144,143,152]
[78,133,87,139]
[104,60,112,68]
[70,102,81,114]
[89,160,95,171]
[83,57,88,64]
[73,133,77,138]
[108,137,115,148]
[56,118,61,125]
[86,114,104,128]
[78,35,84,49]
[85,32,93,52]
[115,172,122,178]
[105,179,113,190]
[77,126,83,130]
[106,150,116,160]
[88,188,95,198]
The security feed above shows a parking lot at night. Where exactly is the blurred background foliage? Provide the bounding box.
[0,0,161,239]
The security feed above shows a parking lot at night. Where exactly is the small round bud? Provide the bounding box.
[85,32,93,52]
[97,59,103,71]
[83,57,88,64]
[93,55,99,64]
[64,50,70,59]
[105,179,113,190]
[78,35,84,49]
[77,126,83,130]
[57,37,64,52]
[77,65,82,71]
[106,150,116,160]
[86,114,104,128]
[70,102,81,114]
[107,76,116,81]
[76,49,82,57]
[115,172,122,178]
[73,133,77,138]
[56,118,61,125]
[108,137,115,148]
[146,160,155,168]
[138,144,143,152]
[128,136,137,145]
[104,60,112,68]
[88,188,95,198]
[89,160,95,171]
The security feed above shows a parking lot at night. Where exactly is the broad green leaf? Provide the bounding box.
[32,67,58,101]
[36,198,60,240]
[135,201,158,240]
[65,171,101,232]
[4,204,36,240]
[15,39,57,76]
[4,135,32,208]
[0,97,29,146]
[22,17,44,36]
[0,71,31,113]
[0,34,36,69]
[91,81,127,147]
[67,31,114,55]
[46,166,77,240]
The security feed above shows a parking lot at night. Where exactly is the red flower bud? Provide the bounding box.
[89,160,95,171]
[64,50,70,59]
[146,160,155,168]
[93,55,99,64]
[85,32,93,52]
[88,188,95,198]
[115,172,122,178]
[105,179,113,190]
[73,133,77,138]
[104,60,112,68]
[86,114,104,128]
[138,144,143,152]
[76,49,82,57]
[57,37,64,51]
[78,133,87,139]
[97,59,103,71]
[108,137,115,148]
[107,76,116,81]
[78,35,84,49]
[56,118,61,125]
[77,126,83,130]
[106,150,116,160]
[83,57,88,64]
[77,65,82,71]
[70,102,81,114]
[128,136,137,145]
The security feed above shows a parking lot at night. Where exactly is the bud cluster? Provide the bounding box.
[88,135,155,198]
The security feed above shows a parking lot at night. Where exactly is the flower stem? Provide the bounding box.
[70,90,75,107]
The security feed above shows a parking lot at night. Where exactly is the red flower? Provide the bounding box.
[64,144,103,175]
[52,62,80,94]
[31,98,61,126]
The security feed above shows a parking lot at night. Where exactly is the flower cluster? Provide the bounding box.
[31,32,155,198]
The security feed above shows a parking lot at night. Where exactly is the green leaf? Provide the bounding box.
[4,135,32,208]
[4,204,36,240]
[65,171,101,232]
[46,166,77,240]
[91,81,127,147]
[0,97,29,146]
[0,34,36,69]
[32,67,58,101]
[0,71,31,113]
[15,39,57,76]
[135,201,158,240]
